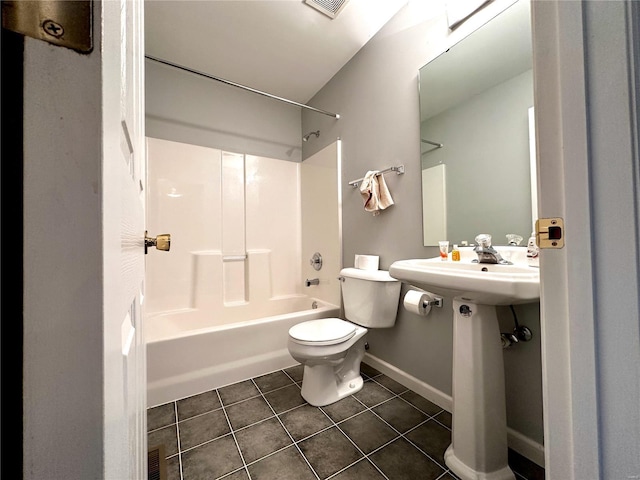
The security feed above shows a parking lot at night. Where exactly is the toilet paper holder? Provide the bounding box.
[423,296,443,308]
[403,288,443,317]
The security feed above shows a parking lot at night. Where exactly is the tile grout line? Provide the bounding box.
[348,394,428,475]
[363,373,530,479]
[281,367,300,385]
[244,369,448,479]
[150,366,537,480]
[314,374,422,480]
[355,391,452,473]
[363,376,515,479]
[367,374,449,422]
[435,471,453,480]
[171,369,446,478]
[250,377,322,480]
[152,372,452,453]
[215,389,253,480]
[340,380,453,474]
[266,370,392,479]
[318,406,392,480]
[170,401,186,480]
[218,375,302,410]
[367,380,527,479]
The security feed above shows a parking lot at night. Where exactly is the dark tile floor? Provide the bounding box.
[147,363,545,480]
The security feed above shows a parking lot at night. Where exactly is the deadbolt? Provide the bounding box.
[145,231,171,254]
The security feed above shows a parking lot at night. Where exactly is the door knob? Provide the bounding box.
[145,231,171,254]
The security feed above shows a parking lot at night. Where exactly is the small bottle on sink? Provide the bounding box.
[451,244,460,262]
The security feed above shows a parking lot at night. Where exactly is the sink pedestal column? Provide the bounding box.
[444,299,515,480]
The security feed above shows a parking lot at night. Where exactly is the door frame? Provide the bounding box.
[533,1,640,478]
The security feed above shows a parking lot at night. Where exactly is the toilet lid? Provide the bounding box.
[289,318,356,346]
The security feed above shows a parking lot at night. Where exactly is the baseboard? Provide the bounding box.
[363,353,452,411]
[363,353,545,469]
[506,427,545,468]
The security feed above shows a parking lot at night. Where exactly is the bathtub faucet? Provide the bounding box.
[305,278,320,287]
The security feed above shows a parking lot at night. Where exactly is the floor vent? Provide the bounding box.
[148,445,167,480]
[304,0,350,19]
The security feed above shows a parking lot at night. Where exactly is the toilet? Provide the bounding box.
[287,267,401,406]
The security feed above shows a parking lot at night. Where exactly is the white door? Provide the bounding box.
[532,1,640,478]
[22,1,147,478]
[103,0,148,478]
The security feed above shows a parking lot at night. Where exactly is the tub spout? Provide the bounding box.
[305,278,319,287]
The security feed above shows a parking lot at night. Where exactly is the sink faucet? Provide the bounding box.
[473,234,512,265]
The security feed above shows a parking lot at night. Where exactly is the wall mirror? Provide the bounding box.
[419,0,534,247]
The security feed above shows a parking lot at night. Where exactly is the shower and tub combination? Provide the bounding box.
[146,295,340,407]
[145,136,342,407]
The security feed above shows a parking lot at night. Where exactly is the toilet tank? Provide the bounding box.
[339,268,401,328]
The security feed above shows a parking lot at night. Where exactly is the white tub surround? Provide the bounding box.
[145,138,344,407]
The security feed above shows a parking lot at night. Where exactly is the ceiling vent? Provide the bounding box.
[304,0,350,19]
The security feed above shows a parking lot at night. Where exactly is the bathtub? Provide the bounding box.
[146,296,340,407]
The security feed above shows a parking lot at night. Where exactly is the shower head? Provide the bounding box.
[303,130,320,142]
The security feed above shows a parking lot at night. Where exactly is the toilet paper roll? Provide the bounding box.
[403,290,433,316]
[354,254,380,271]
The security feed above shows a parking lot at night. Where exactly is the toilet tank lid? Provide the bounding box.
[340,267,398,282]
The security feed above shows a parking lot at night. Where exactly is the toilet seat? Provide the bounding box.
[289,318,356,346]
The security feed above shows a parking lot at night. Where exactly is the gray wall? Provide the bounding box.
[302,1,543,447]
[146,58,303,162]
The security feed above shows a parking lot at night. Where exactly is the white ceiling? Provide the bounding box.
[145,0,408,104]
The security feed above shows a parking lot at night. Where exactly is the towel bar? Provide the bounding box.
[349,165,404,188]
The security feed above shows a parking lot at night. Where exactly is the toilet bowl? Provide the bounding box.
[288,317,368,406]
[287,268,401,407]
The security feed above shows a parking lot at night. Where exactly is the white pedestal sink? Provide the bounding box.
[389,247,540,480]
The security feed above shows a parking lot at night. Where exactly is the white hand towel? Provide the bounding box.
[359,170,394,216]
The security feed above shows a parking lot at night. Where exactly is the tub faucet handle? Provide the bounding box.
[309,252,323,271]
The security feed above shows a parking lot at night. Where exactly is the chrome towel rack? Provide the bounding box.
[349,165,405,188]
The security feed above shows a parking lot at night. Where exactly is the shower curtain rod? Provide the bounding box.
[145,55,341,119]
[421,139,443,148]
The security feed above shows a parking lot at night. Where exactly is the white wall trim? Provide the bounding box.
[364,353,452,411]
[532,1,607,478]
[364,353,545,468]
[506,427,545,469]
[532,1,581,474]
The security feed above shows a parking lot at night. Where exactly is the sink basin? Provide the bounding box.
[389,256,539,305]
[389,247,540,479]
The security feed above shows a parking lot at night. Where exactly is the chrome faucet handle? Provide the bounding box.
[475,233,493,249]
[506,234,524,246]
